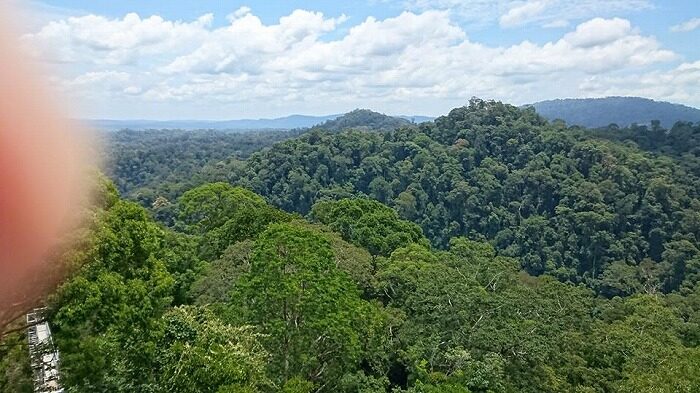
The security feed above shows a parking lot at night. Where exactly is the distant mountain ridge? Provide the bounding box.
[88,114,340,131]
[529,97,700,128]
[88,112,433,131]
[84,97,700,131]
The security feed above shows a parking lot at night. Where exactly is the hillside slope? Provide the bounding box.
[103,129,296,206]
[232,99,700,294]
[530,97,700,128]
[310,109,413,132]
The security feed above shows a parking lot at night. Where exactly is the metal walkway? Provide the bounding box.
[26,308,63,393]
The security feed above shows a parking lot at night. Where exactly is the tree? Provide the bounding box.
[231,223,367,389]
[178,182,291,259]
[178,182,269,234]
[50,200,174,390]
[310,198,428,256]
[154,306,270,392]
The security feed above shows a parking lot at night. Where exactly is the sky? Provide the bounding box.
[10,0,700,119]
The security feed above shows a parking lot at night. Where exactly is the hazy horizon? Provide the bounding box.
[79,96,697,122]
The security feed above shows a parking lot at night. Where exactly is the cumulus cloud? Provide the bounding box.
[563,17,633,48]
[23,12,212,64]
[671,17,700,33]
[500,1,550,28]
[162,9,348,75]
[21,9,692,119]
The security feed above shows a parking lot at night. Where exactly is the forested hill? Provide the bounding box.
[310,109,413,132]
[530,96,700,128]
[102,110,419,206]
[100,99,700,296]
[232,98,700,295]
[588,120,700,177]
[103,129,297,205]
[4,100,700,392]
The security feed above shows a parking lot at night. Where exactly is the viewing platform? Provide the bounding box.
[26,309,62,393]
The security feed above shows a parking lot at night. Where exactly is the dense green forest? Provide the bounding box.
[103,129,297,205]
[222,99,700,296]
[4,178,700,392]
[531,97,700,128]
[101,110,409,208]
[3,99,700,392]
[308,109,413,132]
[589,120,700,176]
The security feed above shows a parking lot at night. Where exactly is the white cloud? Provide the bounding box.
[579,61,700,104]
[563,17,632,48]
[227,6,252,21]
[671,17,700,33]
[500,1,550,28]
[23,12,212,64]
[22,9,692,119]
[56,71,133,100]
[406,0,652,29]
[162,10,347,75]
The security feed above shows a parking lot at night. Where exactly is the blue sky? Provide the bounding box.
[18,0,700,119]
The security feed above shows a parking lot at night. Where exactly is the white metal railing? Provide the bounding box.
[26,308,63,393]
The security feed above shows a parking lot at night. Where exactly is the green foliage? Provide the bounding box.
[35,181,700,392]
[178,182,269,234]
[0,331,33,393]
[230,223,368,389]
[281,377,316,393]
[589,295,700,393]
[178,182,292,259]
[310,109,412,132]
[190,240,255,306]
[191,221,377,306]
[154,306,270,392]
[50,200,175,390]
[232,99,700,295]
[311,198,428,256]
[46,186,277,392]
[287,220,377,296]
[157,231,205,305]
[18,99,700,392]
[104,129,295,208]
